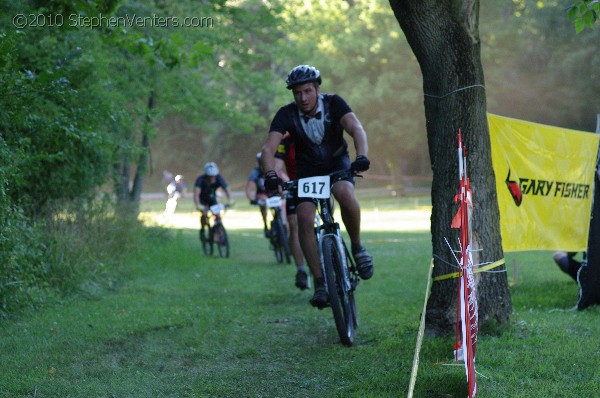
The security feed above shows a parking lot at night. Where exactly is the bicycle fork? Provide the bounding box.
[317,226,353,294]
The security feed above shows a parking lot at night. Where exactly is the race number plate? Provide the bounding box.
[210,204,224,214]
[297,176,330,199]
[266,196,282,208]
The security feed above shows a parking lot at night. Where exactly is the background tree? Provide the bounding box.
[0,2,122,217]
[388,0,513,334]
[482,1,600,131]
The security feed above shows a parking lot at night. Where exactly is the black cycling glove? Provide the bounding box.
[350,155,370,173]
[264,170,282,194]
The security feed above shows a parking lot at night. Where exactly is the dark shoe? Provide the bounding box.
[309,279,329,309]
[353,247,374,280]
[295,270,308,290]
[264,228,271,238]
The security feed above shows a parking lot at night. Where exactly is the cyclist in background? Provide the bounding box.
[162,170,174,188]
[194,162,234,238]
[261,64,373,309]
[275,132,308,290]
[246,152,270,238]
[164,174,187,216]
[167,174,187,200]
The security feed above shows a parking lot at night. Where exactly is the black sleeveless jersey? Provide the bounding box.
[269,94,352,177]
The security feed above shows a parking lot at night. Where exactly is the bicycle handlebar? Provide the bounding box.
[282,169,359,191]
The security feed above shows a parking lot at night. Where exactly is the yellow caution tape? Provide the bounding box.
[432,258,506,282]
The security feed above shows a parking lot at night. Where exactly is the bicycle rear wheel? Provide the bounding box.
[200,224,213,256]
[322,235,355,346]
[213,223,229,258]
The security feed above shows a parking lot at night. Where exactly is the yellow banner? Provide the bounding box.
[489,114,599,252]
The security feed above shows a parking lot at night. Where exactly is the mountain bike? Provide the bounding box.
[200,203,229,258]
[256,195,292,264]
[284,169,360,346]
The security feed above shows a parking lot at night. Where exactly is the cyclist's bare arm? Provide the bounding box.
[262,131,283,172]
[194,187,201,209]
[340,112,368,158]
[225,187,234,204]
[274,157,290,182]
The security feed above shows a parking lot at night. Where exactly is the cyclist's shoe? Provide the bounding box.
[295,270,308,290]
[264,228,271,238]
[353,246,374,280]
[309,278,329,309]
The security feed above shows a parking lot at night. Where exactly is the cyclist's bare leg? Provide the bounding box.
[297,201,321,279]
[287,213,304,267]
[200,210,209,228]
[333,180,374,279]
[256,192,269,234]
[332,180,361,246]
[256,193,268,225]
[260,205,268,228]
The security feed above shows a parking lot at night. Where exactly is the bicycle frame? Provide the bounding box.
[203,203,225,230]
[264,196,284,224]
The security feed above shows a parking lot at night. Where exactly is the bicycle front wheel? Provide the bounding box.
[213,223,230,258]
[271,218,289,264]
[322,235,355,346]
[279,218,291,264]
[200,224,213,256]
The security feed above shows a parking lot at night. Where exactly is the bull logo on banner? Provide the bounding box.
[489,113,598,253]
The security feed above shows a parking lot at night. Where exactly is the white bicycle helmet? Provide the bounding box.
[204,162,219,176]
[285,65,321,89]
[175,174,183,182]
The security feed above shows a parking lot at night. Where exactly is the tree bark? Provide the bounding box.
[114,90,155,216]
[389,0,512,335]
[130,90,155,209]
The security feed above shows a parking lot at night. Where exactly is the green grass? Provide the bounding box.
[0,198,598,397]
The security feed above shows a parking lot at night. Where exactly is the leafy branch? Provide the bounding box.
[567,0,599,33]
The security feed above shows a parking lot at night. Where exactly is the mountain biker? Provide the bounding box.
[245,152,270,238]
[164,174,187,215]
[261,64,374,309]
[194,162,234,237]
[163,170,174,188]
[167,174,187,200]
[275,132,309,290]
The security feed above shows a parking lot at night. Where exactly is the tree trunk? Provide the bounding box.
[389,0,512,335]
[130,90,155,210]
[114,90,155,216]
[114,155,130,203]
